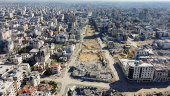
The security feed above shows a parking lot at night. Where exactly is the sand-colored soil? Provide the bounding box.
[135,40,154,45]
[113,48,135,61]
[86,27,94,36]
[82,39,101,50]
[78,52,100,62]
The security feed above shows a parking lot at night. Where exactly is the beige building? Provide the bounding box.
[34,62,46,72]
[119,59,155,82]
[154,67,168,82]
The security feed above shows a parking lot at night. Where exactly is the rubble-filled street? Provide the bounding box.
[82,25,101,50]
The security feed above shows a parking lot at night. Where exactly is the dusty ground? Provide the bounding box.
[82,25,101,50]
[123,86,170,96]
[78,52,100,62]
[82,39,101,50]
[135,40,154,45]
[86,25,94,36]
[113,48,135,61]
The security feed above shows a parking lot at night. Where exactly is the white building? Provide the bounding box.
[32,29,41,36]
[10,55,22,64]
[0,28,12,40]
[134,47,154,59]
[21,53,30,61]
[0,81,16,96]
[29,39,44,49]
[65,43,75,53]
[56,32,68,43]
[19,63,31,75]
[1,39,14,53]
[118,59,155,82]
[12,71,24,93]
[51,63,61,74]
[27,71,40,87]
[35,47,50,62]
[52,17,58,25]
[0,65,14,78]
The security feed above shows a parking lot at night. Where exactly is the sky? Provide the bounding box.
[1,0,170,2]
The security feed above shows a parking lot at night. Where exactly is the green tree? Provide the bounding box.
[44,68,52,75]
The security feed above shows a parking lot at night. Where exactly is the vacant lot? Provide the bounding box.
[113,48,135,61]
[78,52,100,62]
[82,39,101,50]
[135,40,154,45]
[86,25,94,36]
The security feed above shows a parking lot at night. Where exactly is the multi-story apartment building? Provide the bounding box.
[154,67,169,82]
[118,59,155,82]
[35,47,50,62]
[65,42,75,53]
[56,32,68,43]
[0,28,12,40]
[10,55,22,64]
[51,63,61,74]
[12,71,24,93]
[26,71,40,87]
[34,62,46,72]
[0,81,16,96]
[29,39,44,49]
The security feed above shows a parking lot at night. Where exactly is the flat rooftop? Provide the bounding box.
[119,59,153,68]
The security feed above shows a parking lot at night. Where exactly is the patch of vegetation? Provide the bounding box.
[133,19,140,23]
[55,44,64,50]
[18,46,32,54]
[40,80,45,84]
[30,66,34,70]
[113,57,119,61]
[48,81,58,94]
[44,68,52,75]
[51,89,57,94]
[51,59,59,64]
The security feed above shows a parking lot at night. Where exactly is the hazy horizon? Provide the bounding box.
[0,0,170,3]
